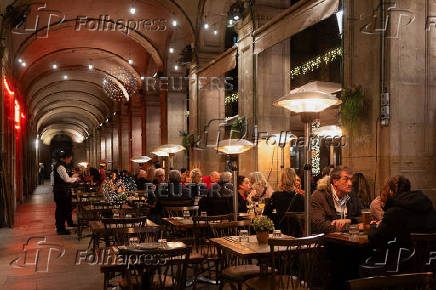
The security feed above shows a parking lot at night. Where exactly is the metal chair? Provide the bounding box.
[244,234,325,290]
[347,272,435,290]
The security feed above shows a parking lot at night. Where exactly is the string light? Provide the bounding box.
[172,20,177,26]
[311,120,321,175]
[88,64,94,70]
[203,23,209,30]
[52,64,58,70]
[225,92,238,105]
[169,47,174,53]
[290,47,342,80]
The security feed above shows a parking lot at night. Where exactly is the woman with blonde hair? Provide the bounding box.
[190,168,202,184]
[264,168,304,235]
[247,171,273,203]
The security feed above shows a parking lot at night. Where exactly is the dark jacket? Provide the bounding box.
[369,190,436,249]
[311,176,362,234]
[198,182,233,215]
[264,190,304,234]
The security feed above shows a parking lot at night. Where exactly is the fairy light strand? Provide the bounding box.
[311,120,321,175]
[290,47,343,80]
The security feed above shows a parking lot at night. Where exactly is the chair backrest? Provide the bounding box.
[347,272,435,290]
[284,211,305,237]
[268,234,325,289]
[164,206,199,218]
[102,216,148,229]
[410,232,436,274]
[209,220,251,238]
[161,199,193,208]
[123,246,191,290]
[192,213,234,224]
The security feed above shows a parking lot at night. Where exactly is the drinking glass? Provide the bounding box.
[273,229,282,238]
[158,239,167,247]
[201,211,207,217]
[125,214,132,218]
[129,237,139,247]
[239,230,249,242]
[183,210,190,219]
[349,224,359,240]
[113,213,120,218]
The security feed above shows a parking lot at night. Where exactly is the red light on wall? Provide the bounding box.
[15,100,21,130]
[3,77,15,96]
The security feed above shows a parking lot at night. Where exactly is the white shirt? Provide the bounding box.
[57,165,77,183]
[331,185,350,218]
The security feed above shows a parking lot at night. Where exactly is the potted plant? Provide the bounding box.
[253,216,275,244]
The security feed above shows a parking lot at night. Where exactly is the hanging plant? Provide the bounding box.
[230,116,246,139]
[179,130,194,149]
[340,86,367,133]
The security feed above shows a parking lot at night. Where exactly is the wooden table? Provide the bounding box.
[210,234,294,260]
[324,232,369,247]
[162,214,251,230]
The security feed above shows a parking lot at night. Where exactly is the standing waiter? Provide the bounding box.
[53,151,77,235]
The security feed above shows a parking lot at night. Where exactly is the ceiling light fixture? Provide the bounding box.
[63,75,68,80]
[130,7,136,14]
[21,62,26,67]
[18,58,23,63]
[52,64,58,69]
[174,65,179,71]
[214,30,218,35]
[172,20,177,26]
[169,47,174,53]
[140,76,145,80]
[88,64,94,70]
[128,59,133,65]
[204,23,209,30]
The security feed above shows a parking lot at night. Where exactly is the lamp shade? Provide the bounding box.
[216,139,255,155]
[131,156,152,163]
[313,125,343,137]
[157,144,186,154]
[151,150,169,157]
[273,91,341,113]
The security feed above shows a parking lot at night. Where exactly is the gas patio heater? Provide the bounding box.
[151,150,169,171]
[273,81,341,235]
[313,125,343,166]
[157,144,186,169]
[131,156,152,164]
[216,138,255,220]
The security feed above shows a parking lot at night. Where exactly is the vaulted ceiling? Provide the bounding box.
[6,0,196,144]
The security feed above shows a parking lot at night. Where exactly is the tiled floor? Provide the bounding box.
[0,182,228,290]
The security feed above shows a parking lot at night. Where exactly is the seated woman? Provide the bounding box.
[370,183,388,222]
[264,168,304,235]
[247,171,273,203]
[237,175,250,213]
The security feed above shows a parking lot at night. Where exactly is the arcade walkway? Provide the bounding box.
[0,182,101,290]
[0,183,219,290]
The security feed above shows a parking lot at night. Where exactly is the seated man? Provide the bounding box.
[311,167,362,233]
[202,171,220,190]
[199,172,233,216]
